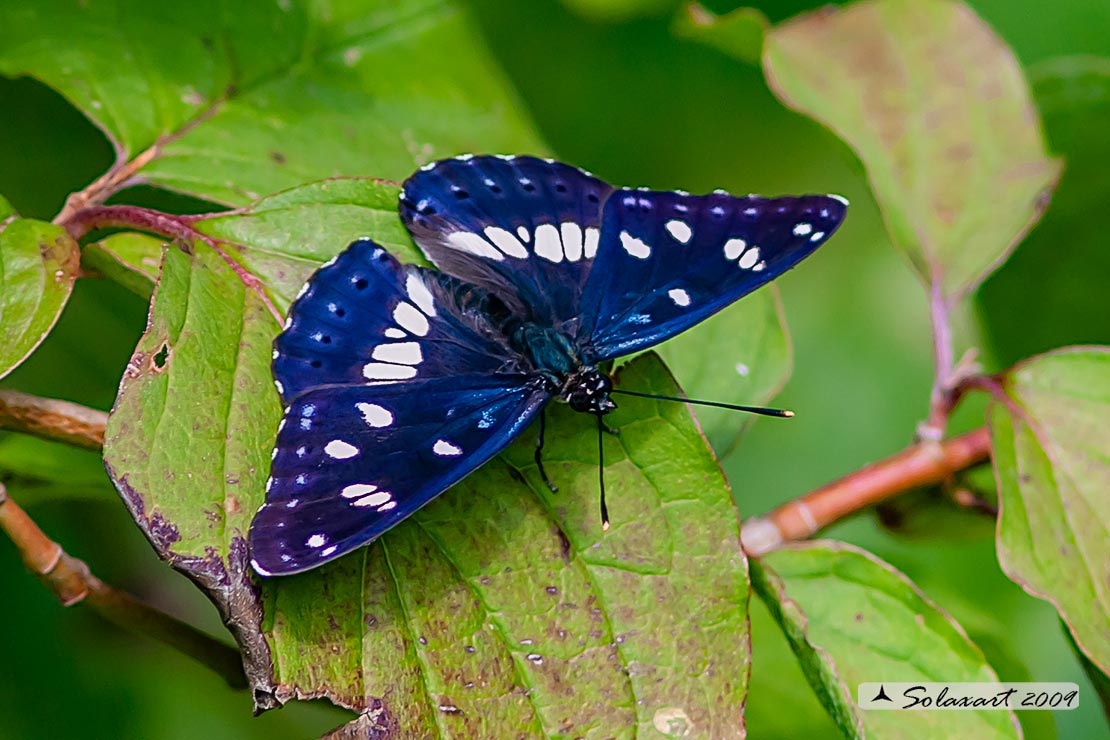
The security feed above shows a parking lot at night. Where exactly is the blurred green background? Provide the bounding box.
[1,0,1107,738]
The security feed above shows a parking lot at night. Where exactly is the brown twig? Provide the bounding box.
[741,427,991,554]
[0,482,246,688]
[0,390,108,450]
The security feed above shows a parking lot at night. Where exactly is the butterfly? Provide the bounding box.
[248,155,847,576]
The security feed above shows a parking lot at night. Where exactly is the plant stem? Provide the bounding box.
[59,204,282,323]
[0,390,108,450]
[0,482,246,688]
[922,282,955,440]
[741,427,991,555]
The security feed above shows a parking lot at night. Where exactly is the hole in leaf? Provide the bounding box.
[152,343,170,371]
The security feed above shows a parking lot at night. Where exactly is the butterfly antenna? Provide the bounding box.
[610,389,794,418]
[535,410,558,493]
[596,412,610,531]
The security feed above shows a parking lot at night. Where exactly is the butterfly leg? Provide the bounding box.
[535,410,558,493]
[596,412,610,531]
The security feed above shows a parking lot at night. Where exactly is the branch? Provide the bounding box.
[741,427,991,555]
[0,390,108,450]
[0,482,246,687]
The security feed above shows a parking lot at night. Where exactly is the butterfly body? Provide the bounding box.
[249,155,847,576]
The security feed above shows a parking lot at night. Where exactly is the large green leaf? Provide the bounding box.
[752,541,1021,740]
[0,212,80,379]
[0,0,543,208]
[762,0,1061,298]
[103,188,754,732]
[195,179,418,309]
[989,347,1110,675]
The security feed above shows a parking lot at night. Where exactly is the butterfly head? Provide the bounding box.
[561,366,617,415]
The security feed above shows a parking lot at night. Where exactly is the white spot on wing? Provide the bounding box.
[739,247,761,269]
[321,545,337,557]
[341,483,378,498]
[753,261,766,272]
[561,222,584,262]
[668,288,691,307]
[516,225,530,243]
[372,342,423,365]
[665,219,692,244]
[447,231,504,261]
[274,380,284,395]
[393,302,429,335]
[793,222,813,236]
[723,238,747,261]
[363,362,418,381]
[619,231,651,259]
[324,440,359,459]
[306,533,327,548]
[533,223,564,263]
[830,194,850,206]
[378,501,397,511]
[810,231,825,242]
[484,226,529,258]
[405,273,436,316]
[583,227,600,259]
[356,403,393,427]
[433,439,463,457]
[385,327,406,339]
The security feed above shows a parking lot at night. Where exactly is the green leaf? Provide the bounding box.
[979,56,1110,365]
[82,232,165,300]
[195,179,418,310]
[0,216,79,379]
[104,191,753,730]
[989,346,1110,675]
[0,0,543,207]
[673,3,767,67]
[752,541,1021,740]
[0,193,13,221]
[657,286,790,457]
[762,0,1061,298]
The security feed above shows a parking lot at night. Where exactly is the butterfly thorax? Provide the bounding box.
[510,322,616,415]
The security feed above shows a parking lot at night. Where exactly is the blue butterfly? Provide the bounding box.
[249,155,847,576]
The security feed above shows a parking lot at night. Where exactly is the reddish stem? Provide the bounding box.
[742,427,992,554]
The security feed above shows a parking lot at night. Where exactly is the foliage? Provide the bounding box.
[0,0,1107,738]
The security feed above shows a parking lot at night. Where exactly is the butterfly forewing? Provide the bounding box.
[577,188,848,360]
[251,377,549,575]
[399,155,613,328]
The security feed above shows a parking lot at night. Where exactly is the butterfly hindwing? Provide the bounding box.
[399,155,614,328]
[577,188,848,360]
[272,238,521,401]
[250,376,549,575]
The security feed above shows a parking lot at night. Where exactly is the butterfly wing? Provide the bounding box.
[250,377,547,575]
[252,237,548,575]
[399,155,613,329]
[577,189,848,360]
[272,237,523,401]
